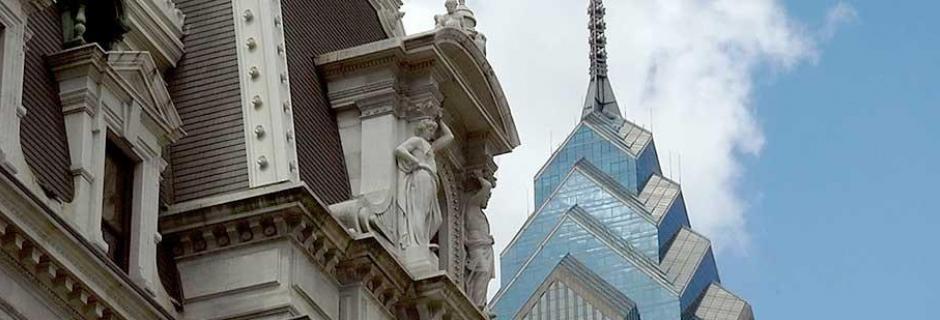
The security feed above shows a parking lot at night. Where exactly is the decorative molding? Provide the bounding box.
[161,185,352,276]
[317,28,524,317]
[123,0,185,71]
[0,218,116,319]
[405,274,489,320]
[162,183,491,320]
[0,166,175,320]
[317,29,520,156]
[437,160,466,287]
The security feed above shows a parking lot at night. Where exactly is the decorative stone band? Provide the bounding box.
[160,184,492,320]
[160,184,351,276]
[0,219,111,319]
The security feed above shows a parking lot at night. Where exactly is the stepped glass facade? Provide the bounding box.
[491,1,754,319]
[0,0,516,319]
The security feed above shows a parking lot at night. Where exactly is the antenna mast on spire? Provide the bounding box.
[589,0,608,80]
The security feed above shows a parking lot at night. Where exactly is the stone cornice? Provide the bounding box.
[124,0,185,70]
[0,163,175,319]
[316,28,519,156]
[161,183,352,276]
[336,235,413,311]
[161,183,490,320]
[406,274,489,320]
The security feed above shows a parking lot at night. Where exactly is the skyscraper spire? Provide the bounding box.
[583,0,622,119]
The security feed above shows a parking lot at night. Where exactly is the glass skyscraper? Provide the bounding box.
[490,1,754,319]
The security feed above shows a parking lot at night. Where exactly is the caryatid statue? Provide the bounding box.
[465,174,495,309]
[394,103,454,253]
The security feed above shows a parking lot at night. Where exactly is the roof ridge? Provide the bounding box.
[512,254,639,320]
[504,157,655,260]
[572,159,657,223]
[493,205,677,307]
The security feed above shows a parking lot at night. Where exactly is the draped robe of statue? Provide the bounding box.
[396,137,442,250]
[395,118,453,252]
[465,176,495,308]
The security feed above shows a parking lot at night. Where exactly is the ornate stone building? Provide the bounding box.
[0,0,516,319]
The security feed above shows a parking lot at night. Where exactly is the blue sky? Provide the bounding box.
[403,0,940,318]
[725,1,940,318]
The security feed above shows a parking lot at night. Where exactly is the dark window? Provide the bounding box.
[101,142,134,271]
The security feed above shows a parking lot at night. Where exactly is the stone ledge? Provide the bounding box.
[161,183,490,320]
[0,162,175,320]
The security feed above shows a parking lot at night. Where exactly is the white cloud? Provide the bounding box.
[822,2,859,41]
[403,0,851,297]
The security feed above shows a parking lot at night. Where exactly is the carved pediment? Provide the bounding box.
[48,45,186,146]
[106,51,184,142]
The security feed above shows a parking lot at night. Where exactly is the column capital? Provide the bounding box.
[356,91,405,119]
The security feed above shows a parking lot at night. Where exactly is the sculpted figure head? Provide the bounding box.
[416,119,439,141]
[445,0,458,14]
[471,174,493,209]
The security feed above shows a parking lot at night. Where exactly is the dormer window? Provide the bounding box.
[48,45,185,303]
[102,142,135,271]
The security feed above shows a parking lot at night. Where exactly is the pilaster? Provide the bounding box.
[357,92,405,196]
[231,0,298,188]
